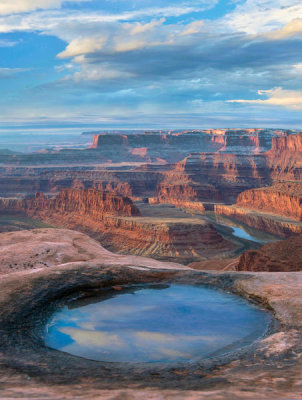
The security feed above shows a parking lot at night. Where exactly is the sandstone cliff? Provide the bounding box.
[214,181,302,237]
[236,183,302,221]
[0,189,140,219]
[237,235,302,272]
[214,204,302,237]
[266,133,302,181]
[0,189,235,263]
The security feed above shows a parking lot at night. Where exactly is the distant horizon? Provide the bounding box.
[0,123,301,133]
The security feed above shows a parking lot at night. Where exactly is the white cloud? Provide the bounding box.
[57,36,107,59]
[265,18,302,40]
[127,18,165,35]
[223,0,302,35]
[228,87,302,110]
[0,0,88,16]
[180,20,204,36]
[0,67,29,77]
[72,64,135,81]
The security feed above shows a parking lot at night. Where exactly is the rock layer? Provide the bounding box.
[0,189,235,263]
[0,188,140,219]
[237,235,302,272]
[214,204,302,237]
[236,183,302,221]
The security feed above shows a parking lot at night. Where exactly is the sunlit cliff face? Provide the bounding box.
[0,0,302,129]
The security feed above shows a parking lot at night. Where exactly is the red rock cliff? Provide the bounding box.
[266,133,302,180]
[236,183,302,221]
[237,235,302,272]
[0,189,141,220]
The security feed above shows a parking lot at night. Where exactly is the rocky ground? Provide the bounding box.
[0,228,301,399]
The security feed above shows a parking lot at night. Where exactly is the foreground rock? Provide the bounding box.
[237,234,302,272]
[0,228,188,275]
[0,228,301,399]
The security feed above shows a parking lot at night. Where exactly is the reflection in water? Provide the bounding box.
[231,226,264,243]
[45,285,269,363]
[208,213,280,244]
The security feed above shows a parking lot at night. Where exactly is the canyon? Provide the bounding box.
[1,129,302,399]
[0,188,237,264]
[1,129,302,264]
[215,182,302,237]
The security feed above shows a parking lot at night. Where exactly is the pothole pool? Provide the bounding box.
[45,284,270,363]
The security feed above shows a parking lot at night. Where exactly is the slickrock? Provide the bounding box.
[237,234,302,272]
[0,228,188,275]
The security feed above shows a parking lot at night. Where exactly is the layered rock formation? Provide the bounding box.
[0,189,140,219]
[215,182,302,237]
[155,152,270,205]
[90,129,280,157]
[266,133,302,181]
[99,216,234,263]
[0,228,187,275]
[214,204,302,237]
[236,183,302,221]
[0,189,236,263]
[237,235,302,272]
[154,133,302,207]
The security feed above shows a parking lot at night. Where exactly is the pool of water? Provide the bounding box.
[206,212,280,244]
[45,284,270,363]
[231,226,264,242]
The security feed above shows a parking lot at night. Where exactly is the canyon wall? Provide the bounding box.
[90,130,279,156]
[155,133,302,207]
[237,235,302,272]
[266,133,302,181]
[214,180,302,237]
[0,188,235,263]
[236,183,302,221]
[214,204,302,237]
[0,189,141,220]
[155,152,270,205]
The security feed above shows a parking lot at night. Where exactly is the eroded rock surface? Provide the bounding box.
[0,228,188,275]
[0,228,301,399]
[0,189,236,263]
[215,182,302,236]
[237,234,302,272]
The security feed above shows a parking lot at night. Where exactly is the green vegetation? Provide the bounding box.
[0,215,54,232]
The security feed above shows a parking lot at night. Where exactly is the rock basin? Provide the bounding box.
[45,284,270,364]
[0,229,302,399]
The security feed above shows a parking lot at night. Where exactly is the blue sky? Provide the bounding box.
[1,0,302,129]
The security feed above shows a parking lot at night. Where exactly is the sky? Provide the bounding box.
[0,0,302,129]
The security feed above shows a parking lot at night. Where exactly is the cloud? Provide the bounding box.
[0,67,30,77]
[0,0,88,16]
[265,18,302,40]
[57,36,107,58]
[180,20,204,36]
[60,327,126,348]
[228,87,302,110]
[71,64,136,81]
[223,0,302,35]
[0,39,19,47]
[127,18,165,35]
